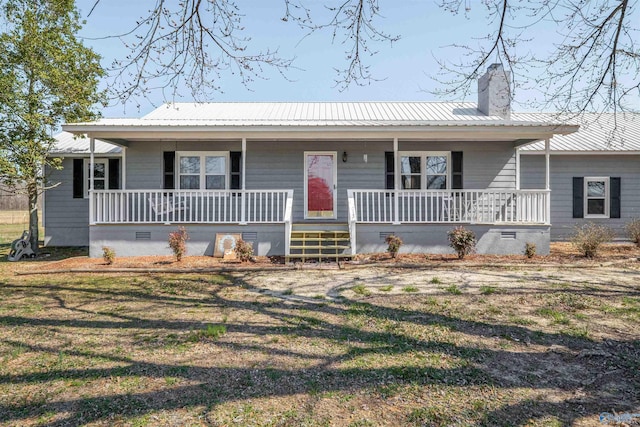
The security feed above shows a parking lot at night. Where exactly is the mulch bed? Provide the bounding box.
[14,242,640,275]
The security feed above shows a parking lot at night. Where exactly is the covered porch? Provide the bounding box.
[60,101,575,258]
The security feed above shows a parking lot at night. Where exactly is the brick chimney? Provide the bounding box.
[477,64,511,119]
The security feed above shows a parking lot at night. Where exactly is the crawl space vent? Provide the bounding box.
[501,231,517,239]
[135,231,151,240]
[242,232,258,241]
[379,232,393,240]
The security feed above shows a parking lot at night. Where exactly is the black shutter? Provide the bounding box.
[230,151,242,189]
[73,158,84,198]
[163,151,175,189]
[385,152,394,189]
[108,158,120,189]
[610,177,621,218]
[573,177,584,218]
[452,151,463,189]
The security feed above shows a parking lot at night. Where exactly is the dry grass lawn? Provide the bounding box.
[0,245,639,426]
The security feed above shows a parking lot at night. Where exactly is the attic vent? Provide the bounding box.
[242,232,258,241]
[501,231,517,239]
[135,231,151,240]
[379,232,393,240]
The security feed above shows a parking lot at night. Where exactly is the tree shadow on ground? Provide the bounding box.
[0,272,637,426]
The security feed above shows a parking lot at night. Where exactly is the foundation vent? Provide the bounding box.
[242,232,258,241]
[379,232,393,240]
[135,231,151,240]
[501,231,517,239]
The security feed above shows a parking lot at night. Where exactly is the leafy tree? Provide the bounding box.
[0,0,105,252]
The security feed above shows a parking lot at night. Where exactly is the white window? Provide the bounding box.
[84,158,108,197]
[177,152,228,190]
[400,156,421,189]
[584,177,609,218]
[399,152,450,190]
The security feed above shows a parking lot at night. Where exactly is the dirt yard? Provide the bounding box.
[0,243,638,426]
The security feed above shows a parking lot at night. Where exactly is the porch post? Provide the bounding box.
[121,147,127,190]
[544,138,550,190]
[89,137,95,225]
[241,138,246,190]
[393,137,400,224]
[515,147,520,190]
[545,138,551,224]
[240,137,247,225]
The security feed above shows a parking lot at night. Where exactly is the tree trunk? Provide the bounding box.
[28,183,39,254]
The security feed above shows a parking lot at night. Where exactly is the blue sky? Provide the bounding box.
[76,0,557,117]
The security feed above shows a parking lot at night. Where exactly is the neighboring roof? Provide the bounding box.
[64,101,574,129]
[50,131,121,155]
[519,113,640,153]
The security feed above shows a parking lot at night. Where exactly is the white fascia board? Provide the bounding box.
[61,124,579,142]
[48,152,122,158]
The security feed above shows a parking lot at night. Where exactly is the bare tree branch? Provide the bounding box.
[107,0,295,106]
[434,0,639,115]
[281,0,400,90]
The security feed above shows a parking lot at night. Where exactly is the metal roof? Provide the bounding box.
[142,102,508,122]
[67,102,569,128]
[51,131,121,155]
[518,113,640,152]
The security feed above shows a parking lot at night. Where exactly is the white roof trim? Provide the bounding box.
[521,150,640,155]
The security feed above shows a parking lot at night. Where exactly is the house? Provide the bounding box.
[519,112,640,240]
[48,65,585,258]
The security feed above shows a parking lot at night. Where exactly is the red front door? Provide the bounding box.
[305,152,336,219]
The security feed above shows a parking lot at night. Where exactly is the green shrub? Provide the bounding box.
[524,242,536,258]
[570,223,614,258]
[625,218,640,247]
[168,226,189,262]
[447,226,476,259]
[234,239,254,262]
[384,234,403,259]
[102,246,115,265]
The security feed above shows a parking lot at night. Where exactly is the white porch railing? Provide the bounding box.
[348,189,550,225]
[90,189,294,225]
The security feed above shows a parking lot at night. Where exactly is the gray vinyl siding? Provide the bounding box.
[43,158,90,246]
[124,139,517,223]
[520,154,640,239]
[124,140,240,189]
[45,139,520,246]
[245,140,390,222]
[246,140,516,222]
[399,141,516,189]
